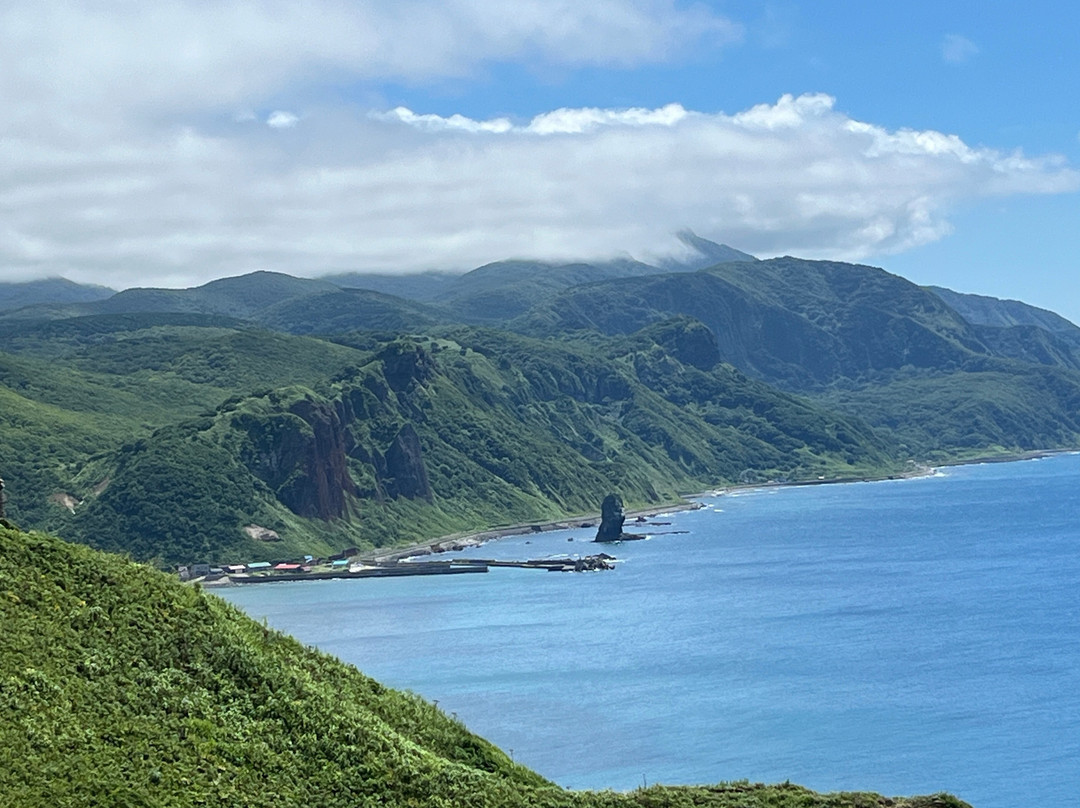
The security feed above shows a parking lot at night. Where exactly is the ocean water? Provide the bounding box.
[220,453,1080,808]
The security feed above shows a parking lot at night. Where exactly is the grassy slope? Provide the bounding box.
[2,314,901,566]
[817,364,1080,459]
[0,322,365,531]
[0,525,969,808]
[46,327,898,566]
[0,385,120,525]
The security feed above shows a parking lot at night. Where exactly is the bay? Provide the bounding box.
[220,453,1080,808]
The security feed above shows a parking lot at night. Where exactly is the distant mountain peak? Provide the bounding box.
[929,285,1080,333]
[0,277,116,312]
[663,230,758,271]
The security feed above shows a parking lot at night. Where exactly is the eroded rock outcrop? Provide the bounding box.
[379,341,435,393]
[379,424,433,501]
[281,398,357,519]
[244,524,281,542]
[235,396,357,520]
[595,493,628,542]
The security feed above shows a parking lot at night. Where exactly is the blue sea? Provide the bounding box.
[220,453,1080,808]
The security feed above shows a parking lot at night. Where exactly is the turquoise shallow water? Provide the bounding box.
[221,453,1080,808]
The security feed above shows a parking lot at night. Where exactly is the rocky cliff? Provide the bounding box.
[234,396,357,520]
[378,423,433,501]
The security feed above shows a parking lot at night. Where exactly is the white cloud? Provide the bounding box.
[376,103,691,135]
[0,0,739,123]
[3,92,1075,289]
[526,104,690,134]
[0,2,1074,289]
[267,111,300,129]
[377,107,514,133]
[732,93,836,130]
[942,34,979,63]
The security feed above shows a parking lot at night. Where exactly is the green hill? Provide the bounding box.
[515,257,1080,456]
[0,235,753,333]
[0,277,115,312]
[518,257,995,388]
[0,319,365,530]
[29,322,895,566]
[0,524,971,808]
[0,272,450,336]
[5,254,1080,565]
[928,285,1080,335]
[327,232,754,318]
[417,258,669,323]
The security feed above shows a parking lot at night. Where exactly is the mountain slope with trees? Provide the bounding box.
[514,256,1080,457]
[517,257,1050,386]
[13,321,895,566]
[0,277,115,312]
[3,246,1080,563]
[928,285,1080,337]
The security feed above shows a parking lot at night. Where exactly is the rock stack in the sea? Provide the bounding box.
[595,493,645,542]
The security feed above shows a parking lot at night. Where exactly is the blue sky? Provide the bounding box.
[3,1,1079,320]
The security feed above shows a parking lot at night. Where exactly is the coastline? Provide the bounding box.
[201,500,699,586]
[370,447,1079,564]
[213,448,1080,805]
[363,499,704,564]
[196,447,1078,585]
[932,447,1076,467]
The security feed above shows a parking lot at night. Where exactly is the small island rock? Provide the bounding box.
[595,493,645,542]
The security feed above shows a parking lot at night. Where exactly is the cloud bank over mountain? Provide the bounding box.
[1,1,1075,288]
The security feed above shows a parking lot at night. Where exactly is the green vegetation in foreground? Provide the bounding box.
[0,525,970,808]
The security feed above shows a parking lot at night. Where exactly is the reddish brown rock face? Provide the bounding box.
[281,398,358,520]
[236,386,434,520]
[237,398,357,520]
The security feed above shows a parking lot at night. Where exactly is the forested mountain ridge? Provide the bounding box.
[511,256,1080,456]
[0,277,115,311]
[9,247,1078,386]
[7,319,895,566]
[4,247,1080,566]
[928,285,1080,336]
[0,233,751,329]
[0,272,451,335]
[518,256,1080,386]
